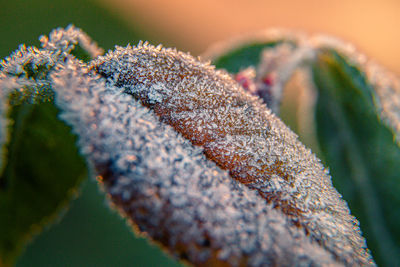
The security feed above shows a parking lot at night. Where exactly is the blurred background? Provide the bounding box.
[1,0,399,266]
[2,0,400,73]
[97,0,400,74]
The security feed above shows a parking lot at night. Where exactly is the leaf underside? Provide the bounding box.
[0,100,87,265]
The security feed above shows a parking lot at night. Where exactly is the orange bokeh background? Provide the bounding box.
[97,0,400,74]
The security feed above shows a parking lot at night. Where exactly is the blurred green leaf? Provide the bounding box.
[312,50,400,267]
[16,180,181,267]
[70,44,93,63]
[212,42,282,73]
[0,100,87,266]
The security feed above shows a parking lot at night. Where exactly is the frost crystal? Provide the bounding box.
[51,58,342,266]
[0,25,102,103]
[92,43,374,265]
[39,25,103,59]
[1,25,102,78]
[0,26,102,172]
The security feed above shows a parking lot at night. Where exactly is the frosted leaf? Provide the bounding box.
[203,29,400,266]
[0,45,54,101]
[92,43,374,265]
[1,25,102,74]
[0,26,102,171]
[39,24,103,59]
[0,25,102,104]
[256,44,315,113]
[51,57,343,266]
[0,45,55,172]
[309,35,400,145]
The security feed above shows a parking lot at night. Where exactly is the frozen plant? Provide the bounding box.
[1,26,400,266]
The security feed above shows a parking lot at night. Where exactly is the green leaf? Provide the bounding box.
[312,50,400,267]
[16,180,181,267]
[212,41,283,73]
[0,100,87,266]
[70,44,95,63]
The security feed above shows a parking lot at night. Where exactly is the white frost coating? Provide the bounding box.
[1,27,388,265]
[133,82,166,104]
[257,44,316,114]
[0,25,102,102]
[0,25,103,172]
[1,26,102,77]
[92,43,375,266]
[39,25,103,59]
[1,45,54,78]
[51,58,342,266]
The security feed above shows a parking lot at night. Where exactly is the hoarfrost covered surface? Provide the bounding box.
[232,43,316,115]
[201,28,305,61]
[0,25,103,125]
[1,25,102,78]
[39,24,103,59]
[0,45,55,102]
[92,43,374,266]
[0,25,102,172]
[51,58,342,266]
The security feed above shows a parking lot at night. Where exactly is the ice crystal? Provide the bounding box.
[51,57,342,266]
[0,25,102,103]
[1,25,102,76]
[92,43,374,265]
[39,24,103,59]
[0,26,102,171]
